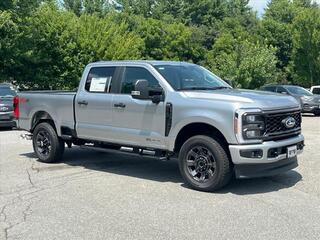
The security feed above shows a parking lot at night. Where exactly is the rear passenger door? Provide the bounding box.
[75,66,119,141]
[110,66,166,149]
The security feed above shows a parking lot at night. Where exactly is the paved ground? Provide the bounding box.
[0,116,319,240]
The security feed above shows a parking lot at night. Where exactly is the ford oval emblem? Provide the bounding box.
[282,117,296,129]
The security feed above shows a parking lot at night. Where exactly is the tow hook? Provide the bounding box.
[20,133,33,140]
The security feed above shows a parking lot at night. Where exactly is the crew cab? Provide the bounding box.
[15,61,305,191]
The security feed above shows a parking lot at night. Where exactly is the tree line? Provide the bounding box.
[0,0,319,90]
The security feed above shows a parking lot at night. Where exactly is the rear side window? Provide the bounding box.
[312,88,320,94]
[85,67,116,93]
[121,67,161,94]
[0,87,16,96]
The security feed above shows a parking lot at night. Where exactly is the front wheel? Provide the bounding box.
[32,122,65,163]
[178,135,232,192]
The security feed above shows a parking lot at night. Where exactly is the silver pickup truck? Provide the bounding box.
[16,61,304,191]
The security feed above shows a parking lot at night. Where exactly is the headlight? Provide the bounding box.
[242,113,265,140]
[234,109,265,143]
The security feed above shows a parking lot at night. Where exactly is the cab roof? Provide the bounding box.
[90,60,196,67]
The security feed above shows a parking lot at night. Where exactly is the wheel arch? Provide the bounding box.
[173,122,230,154]
[31,111,57,133]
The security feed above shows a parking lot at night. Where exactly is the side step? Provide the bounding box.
[20,133,33,140]
[80,145,172,161]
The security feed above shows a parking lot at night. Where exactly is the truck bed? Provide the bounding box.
[18,91,76,135]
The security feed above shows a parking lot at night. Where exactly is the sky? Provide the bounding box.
[248,0,270,16]
[249,0,320,16]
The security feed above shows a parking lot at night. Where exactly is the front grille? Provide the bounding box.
[264,110,301,140]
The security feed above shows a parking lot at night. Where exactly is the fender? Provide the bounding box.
[167,116,237,152]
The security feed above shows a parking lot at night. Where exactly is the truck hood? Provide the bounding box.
[182,89,300,110]
[296,94,320,104]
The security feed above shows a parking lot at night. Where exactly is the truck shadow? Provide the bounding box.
[21,147,302,195]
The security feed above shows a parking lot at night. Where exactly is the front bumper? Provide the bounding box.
[302,104,320,113]
[229,134,304,164]
[229,134,304,178]
[234,157,298,178]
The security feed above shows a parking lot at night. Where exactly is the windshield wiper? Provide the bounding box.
[178,86,231,91]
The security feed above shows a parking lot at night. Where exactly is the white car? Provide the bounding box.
[310,85,320,95]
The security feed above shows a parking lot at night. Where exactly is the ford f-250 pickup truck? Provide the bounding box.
[15,61,305,191]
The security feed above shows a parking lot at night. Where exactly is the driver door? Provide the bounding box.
[110,66,166,149]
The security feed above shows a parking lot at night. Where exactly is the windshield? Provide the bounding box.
[153,64,231,91]
[286,86,313,96]
[0,87,17,97]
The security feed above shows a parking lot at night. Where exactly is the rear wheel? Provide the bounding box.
[178,135,232,192]
[32,122,65,163]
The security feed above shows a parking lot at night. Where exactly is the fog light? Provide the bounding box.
[297,142,304,150]
[268,148,280,158]
[240,149,263,159]
[246,130,261,138]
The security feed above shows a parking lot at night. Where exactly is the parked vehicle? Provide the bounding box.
[15,61,304,191]
[261,84,320,116]
[310,85,320,95]
[0,83,17,128]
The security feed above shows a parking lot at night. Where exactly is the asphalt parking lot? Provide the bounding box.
[0,116,320,240]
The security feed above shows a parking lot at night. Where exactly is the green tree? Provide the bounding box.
[206,33,278,89]
[0,11,18,81]
[132,16,205,61]
[63,0,82,16]
[15,4,143,89]
[291,8,320,86]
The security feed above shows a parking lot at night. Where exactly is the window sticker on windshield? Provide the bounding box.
[89,77,109,92]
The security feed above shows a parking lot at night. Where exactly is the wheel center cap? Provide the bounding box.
[197,156,208,171]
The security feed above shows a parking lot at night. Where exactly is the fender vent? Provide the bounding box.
[165,103,173,136]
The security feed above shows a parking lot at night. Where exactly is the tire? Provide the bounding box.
[178,135,232,192]
[32,122,65,163]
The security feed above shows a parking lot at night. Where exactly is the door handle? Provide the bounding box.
[114,103,126,108]
[78,100,88,106]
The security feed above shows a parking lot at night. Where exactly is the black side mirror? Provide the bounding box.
[224,79,232,86]
[151,93,164,104]
[131,79,165,104]
[132,79,149,100]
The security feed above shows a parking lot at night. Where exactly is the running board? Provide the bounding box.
[20,133,33,140]
[80,145,172,161]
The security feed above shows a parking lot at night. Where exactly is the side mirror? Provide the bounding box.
[280,91,288,95]
[132,80,149,100]
[224,79,234,88]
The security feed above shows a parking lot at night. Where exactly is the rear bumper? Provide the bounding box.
[0,120,16,127]
[0,112,15,127]
[234,157,298,178]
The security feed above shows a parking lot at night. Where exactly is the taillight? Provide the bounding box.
[13,96,20,119]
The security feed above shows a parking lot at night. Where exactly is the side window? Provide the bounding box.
[312,88,320,94]
[264,86,276,92]
[85,67,116,93]
[121,67,161,94]
[276,86,287,93]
